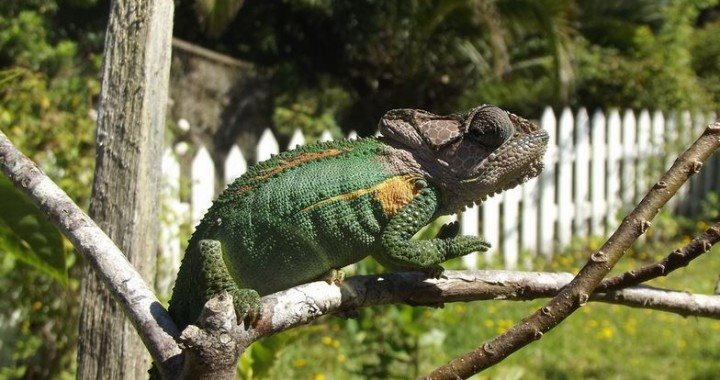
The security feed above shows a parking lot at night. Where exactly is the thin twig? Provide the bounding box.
[599,222,720,291]
[428,122,720,379]
[0,131,183,379]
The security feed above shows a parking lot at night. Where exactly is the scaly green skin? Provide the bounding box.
[168,105,548,332]
[168,138,484,330]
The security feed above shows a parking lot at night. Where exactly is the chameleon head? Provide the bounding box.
[379,105,548,213]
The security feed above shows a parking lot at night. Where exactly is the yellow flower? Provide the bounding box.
[321,336,333,346]
[598,327,613,340]
[496,319,513,334]
[313,373,326,380]
[32,301,43,311]
[337,353,347,363]
[697,221,708,230]
[332,340,341,349]
[293,359,307,368]
[484,319,494,328]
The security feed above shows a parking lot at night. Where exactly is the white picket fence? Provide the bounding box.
[157,107,719,292]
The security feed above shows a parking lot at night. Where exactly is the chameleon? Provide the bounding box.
[167,105,548,330]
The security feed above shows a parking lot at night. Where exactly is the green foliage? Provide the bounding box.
[0,0,104,377]
[176,0,720,136]
[0,176,67,285]
[574,0,718,111]
[692,20,720,107]
[194,0,245,38]
[272,79,351,140]
[237,327,315,379]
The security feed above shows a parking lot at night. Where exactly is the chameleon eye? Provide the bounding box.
[467,106,514,148]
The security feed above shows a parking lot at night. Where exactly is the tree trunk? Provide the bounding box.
[77,1,174,378]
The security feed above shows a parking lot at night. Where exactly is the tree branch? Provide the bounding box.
[239,269,720,344]
[599,221,720,291]
[0,131,183,379]
[428,122,720,379]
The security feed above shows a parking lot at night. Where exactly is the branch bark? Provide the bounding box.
[428,122,720,379]
[246,270,720,341]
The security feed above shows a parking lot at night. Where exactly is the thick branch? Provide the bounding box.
[240,270,720,343]
[178,292,246,379]
[599,222,720,291]
[429,122,720,378]
[0,131,183,378]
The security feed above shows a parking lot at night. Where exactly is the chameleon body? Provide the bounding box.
[168,105,548,330]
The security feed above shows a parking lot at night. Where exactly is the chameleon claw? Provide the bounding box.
[437,220,461,239]
[422,265,445,279]
[323,268,346,285]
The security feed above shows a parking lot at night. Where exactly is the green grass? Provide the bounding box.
[245,240,720,380]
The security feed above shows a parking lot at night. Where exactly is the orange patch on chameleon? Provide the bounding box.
[302,175,421,216]
[372,176,421,216]
[252,148,346,181]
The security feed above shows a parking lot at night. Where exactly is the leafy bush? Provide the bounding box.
[0,1,103,377]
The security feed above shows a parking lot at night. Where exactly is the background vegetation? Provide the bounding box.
[1,0,719,378]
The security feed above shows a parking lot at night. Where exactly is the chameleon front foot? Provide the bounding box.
[231,288,262,326]
[421,264,445,279]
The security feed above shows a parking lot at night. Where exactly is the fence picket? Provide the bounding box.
[665,113,680,212]
[557,108,574,246]
[320,130,333,142]
[539,107,557,258]
[622,109,637,204]
[503,186,521,269]
[257,128,280,162]
[521,175,539,255]
[606,110,622,230]
[288,129,306,149]
[590,110,606,236]
[159,149,184,295]
[573,108,590,237]
[637,110,651,196]
[679,111,694,215]
[191,146,215,226]
[461,206,480,268]
[224,145,246,184]
[482,193,501,264]
[651,111,665,176]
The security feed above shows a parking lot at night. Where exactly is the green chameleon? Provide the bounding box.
[168,105,548,330]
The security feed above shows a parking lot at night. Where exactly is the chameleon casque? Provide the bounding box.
[168,105,548,330]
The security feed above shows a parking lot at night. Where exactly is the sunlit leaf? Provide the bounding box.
[0,174,67,285]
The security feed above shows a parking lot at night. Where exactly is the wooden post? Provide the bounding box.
[77,0,174,378]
